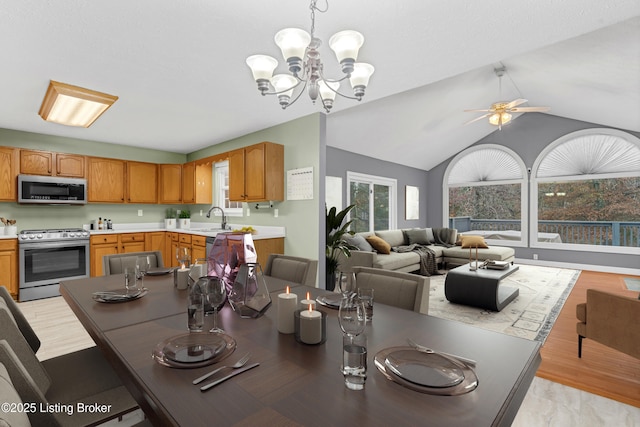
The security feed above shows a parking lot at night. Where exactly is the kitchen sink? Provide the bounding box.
[190,228,225,232]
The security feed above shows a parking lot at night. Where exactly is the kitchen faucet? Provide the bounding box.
[206,206,227,230]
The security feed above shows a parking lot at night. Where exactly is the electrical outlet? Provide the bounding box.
[246,208,250,217]
[200,209,203,217]
[533,254,538,260]
[138,209,143,217]
[274,209,279,218]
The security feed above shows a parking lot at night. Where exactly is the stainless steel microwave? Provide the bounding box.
[18,174,87,205]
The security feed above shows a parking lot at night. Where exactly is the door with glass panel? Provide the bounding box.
[347,172,396,232]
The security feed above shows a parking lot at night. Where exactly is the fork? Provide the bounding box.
[407,339,477,366]
[192,353,251,385]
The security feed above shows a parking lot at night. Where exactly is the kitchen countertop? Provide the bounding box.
[89,222,285,240]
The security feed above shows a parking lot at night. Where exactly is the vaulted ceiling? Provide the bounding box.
[1,1,638,171]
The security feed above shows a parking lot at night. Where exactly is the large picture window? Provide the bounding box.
[444,145,527,247]
[531,129,640,254]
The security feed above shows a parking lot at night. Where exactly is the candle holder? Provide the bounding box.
[294,309,327,345]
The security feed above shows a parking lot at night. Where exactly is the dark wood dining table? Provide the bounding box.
[60,273,540,427]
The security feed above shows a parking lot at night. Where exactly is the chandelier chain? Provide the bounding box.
[309,0,328,39]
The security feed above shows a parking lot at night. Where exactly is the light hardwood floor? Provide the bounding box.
[16,270,640,426]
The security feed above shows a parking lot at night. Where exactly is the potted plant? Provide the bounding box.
[325,204,357,291]
[177,209,191,229]
[165,208,177,230]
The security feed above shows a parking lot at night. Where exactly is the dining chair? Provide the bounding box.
[102,250,164,275]
[352,267,430,314]
[0,286,139,426]
[263,254,318,287]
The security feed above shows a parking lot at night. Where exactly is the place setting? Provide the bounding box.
[92,257,152,303]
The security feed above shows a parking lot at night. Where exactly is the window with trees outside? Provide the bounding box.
[347,171,397,233]
[444,145,528,247]
[213,161,243,216]
[531,129,640,254]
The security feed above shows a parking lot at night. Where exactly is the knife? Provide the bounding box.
[199,363,260,392]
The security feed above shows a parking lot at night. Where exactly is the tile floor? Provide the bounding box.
[17,296,640,426]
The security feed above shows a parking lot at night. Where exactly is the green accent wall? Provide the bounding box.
[0,116,322,264]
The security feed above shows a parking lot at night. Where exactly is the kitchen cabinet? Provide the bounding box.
[0,147,18,201]
[253,237,284,265]
[88,157,126,203]
[145,232,167,265]
[182,161,212,205]
[20,150,85,178]
[120,233,145,253]
[90,235,119,276]
[159,164,182,204]
[127,161,157,204]
[191,235,207,261]
[167,232,179,268]
[229,142,284,202]
[0,239,18,298]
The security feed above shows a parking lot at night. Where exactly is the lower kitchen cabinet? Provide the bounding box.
[90,235,119,277]
[191,235,206,261]
[145,232,167,265]
[254,238,284,265]
[0,239,18,298]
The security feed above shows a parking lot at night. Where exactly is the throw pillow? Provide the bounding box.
[343,234,374,252]
[365,235,391,254]
[425,228,435,243]
[403,228,430,245]
[460,235,489,249]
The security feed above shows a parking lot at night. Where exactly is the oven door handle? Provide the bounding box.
[20,240,89,250]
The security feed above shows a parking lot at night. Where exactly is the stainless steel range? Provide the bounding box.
[18,228,90,302]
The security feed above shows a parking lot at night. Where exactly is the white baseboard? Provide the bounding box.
[514,258,640,276]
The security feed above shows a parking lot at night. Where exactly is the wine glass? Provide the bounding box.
[201,277,227,334]
[136,256,150,289]
[338,294,366,341]
[176,247,190,268]
[338,271,357,298]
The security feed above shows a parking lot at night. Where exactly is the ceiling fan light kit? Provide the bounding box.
[465,66,550,130]
[245,0,374,113]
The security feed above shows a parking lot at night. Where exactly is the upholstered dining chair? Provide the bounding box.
[0,286,139,426]
[352,267,430,314]
[263,254,318,287]
[102,250,164,275]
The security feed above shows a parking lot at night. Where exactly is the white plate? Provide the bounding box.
[92,288,148,303]
[146,267,173,276]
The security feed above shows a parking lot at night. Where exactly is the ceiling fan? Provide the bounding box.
[465,66,550,130]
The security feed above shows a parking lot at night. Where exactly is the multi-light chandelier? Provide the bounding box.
[245,0,374,113]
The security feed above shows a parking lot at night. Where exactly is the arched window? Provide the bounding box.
[531,129,640,254]
[443,144,528,247]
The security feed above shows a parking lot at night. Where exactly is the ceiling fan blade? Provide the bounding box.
[510,106,551,112]
[464,113,491,125]
[506,98,528,109]
[464,108,491,112]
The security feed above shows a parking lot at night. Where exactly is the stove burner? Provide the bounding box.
[18,228,89,242]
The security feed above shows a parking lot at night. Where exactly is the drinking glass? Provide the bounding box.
[136,256,150,288]
[338,271,357,298]
[176,247,191,268]
[357,288,374,322]
[338,295,366,340]
[199,277,227,333]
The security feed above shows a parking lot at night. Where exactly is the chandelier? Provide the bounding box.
[245,0,374,113]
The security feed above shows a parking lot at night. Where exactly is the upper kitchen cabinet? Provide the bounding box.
[229,142,283,202]
[0,146,18,201]
[159,164,182,204]
[88,157,126,203]
[127,161,158,203]
[182,161,212,205]
[20,149,85,178]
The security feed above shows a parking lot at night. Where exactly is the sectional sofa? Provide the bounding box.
[339,228,515,274]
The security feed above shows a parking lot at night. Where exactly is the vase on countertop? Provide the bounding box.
[165,218,176,230]
[177,218,190,229]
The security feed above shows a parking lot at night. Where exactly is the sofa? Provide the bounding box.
[339,228,515,274]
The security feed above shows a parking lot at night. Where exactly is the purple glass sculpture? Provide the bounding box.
[207,232,257,294]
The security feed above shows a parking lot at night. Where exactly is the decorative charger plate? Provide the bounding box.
[316,293,342,309]
[374,346,478,395]
[152,332,236,368]
[92,288,148,303]
[146,267,173,276]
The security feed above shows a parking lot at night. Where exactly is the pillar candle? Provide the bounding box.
[299,307,323,344]
[277,286,297,334]
[176,268,189,290]
[299,291,316,311]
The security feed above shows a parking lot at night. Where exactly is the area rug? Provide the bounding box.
[428,265,580,343]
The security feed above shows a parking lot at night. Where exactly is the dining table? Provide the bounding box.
[60,272,541,427]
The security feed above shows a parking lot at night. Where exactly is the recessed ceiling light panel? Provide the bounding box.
[38,80,118,127]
